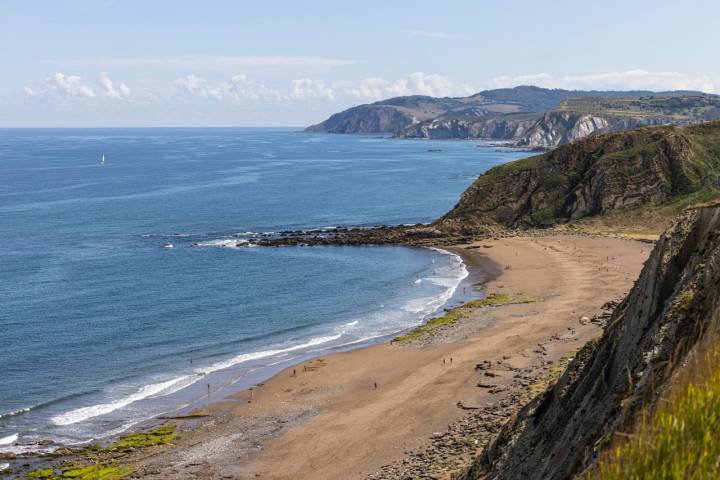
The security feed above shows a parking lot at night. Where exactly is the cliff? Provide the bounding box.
[461,200,720,479]
[304,95,464,134]
[513,95,720,148]
[306,86,707,137]
[398,113,540,140]
[438,121,720,232]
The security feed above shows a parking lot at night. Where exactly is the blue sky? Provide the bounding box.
[2,0,719,127]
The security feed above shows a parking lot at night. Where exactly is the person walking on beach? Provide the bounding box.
[374,382,378,389]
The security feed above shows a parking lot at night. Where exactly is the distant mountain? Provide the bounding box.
[306,86,719,148]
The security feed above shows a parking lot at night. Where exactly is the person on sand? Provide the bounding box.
[374,382,377,389]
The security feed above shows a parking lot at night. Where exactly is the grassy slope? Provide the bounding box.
[442,121,720,234]
[557,95,720,121]
[592,343,720,479]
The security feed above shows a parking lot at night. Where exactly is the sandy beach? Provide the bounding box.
[122,233,650,480]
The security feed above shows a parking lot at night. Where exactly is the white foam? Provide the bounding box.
[0,407,30,419]
[0,433,18,446]
[194,239,248,248]
[51,375,194,426]
[414,278,422,284]
[0,463,9,471]
[45,248,467,434]
[401,248,468,319]
[425,276,457,288]
[198,334,342,376]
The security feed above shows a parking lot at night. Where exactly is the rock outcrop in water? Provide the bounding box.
[439,121,720,231]
[255,122,720,248]
[460,200,720,480]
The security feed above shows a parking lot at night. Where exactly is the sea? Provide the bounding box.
[0,128,526,452]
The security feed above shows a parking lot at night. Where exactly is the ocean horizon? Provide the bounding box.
[0,128,526,452]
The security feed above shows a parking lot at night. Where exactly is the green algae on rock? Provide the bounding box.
[394,293,535,343]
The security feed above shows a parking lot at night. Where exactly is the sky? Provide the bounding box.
[1,0,719,127]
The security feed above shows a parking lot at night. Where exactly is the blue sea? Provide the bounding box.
[0,128,525,452]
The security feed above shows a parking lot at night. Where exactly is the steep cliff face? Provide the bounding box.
[306,87,708,136]
[397,114,539,140]
[515,112,611,148]
[438,122,720,232]
[462,202,720,480]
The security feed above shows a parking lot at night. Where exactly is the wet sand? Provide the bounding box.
[129,234,650,479]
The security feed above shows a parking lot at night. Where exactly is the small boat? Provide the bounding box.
[163,243,174,249]
[100,154,106,166]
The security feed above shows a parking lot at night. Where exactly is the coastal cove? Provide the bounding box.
[55,232,650,480]
[0,128,526,461]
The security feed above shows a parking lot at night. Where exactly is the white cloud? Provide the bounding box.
[350,77,392,99]
[348,72,476,100]
[489,70,717,93]
[225,74,284,101]
[290,78,335,101]
[174,74,221,99]
[172,72,477,104]
[98,72,130,98]
[173,74,285,102]
[23,72,137,102]
[48,72,96,98]
[408,30,451,39]
[57,55,355,72]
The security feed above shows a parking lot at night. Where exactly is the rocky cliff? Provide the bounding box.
[398,113,539,140]
[439,121,720,232]
[511,95,720,148]
[307,87,717,146]
[461,200,720,480]
[306,87,707,137]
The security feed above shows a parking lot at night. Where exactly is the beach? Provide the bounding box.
[115,233,649,479]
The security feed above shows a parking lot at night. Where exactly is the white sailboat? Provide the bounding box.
[100,154,106,166]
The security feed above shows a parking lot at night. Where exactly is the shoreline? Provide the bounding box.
[1,245,478,467]
[8,233,650,479]
[117,234,649,479]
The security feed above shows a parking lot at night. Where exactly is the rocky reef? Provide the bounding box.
[460,200,720,479]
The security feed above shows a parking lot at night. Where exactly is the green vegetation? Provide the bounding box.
[109,424,176,452]
[82,424,176,454]
[592,347,720,479]
[28,469,55,479]
[27,464,133,480]
[663,187,720,212]
[26,425,177,480]
[159,413,210,420]
[557,95,720,121]
[393,293,535,343]
[464,293,536,309]
[393,308,463,343]
[442,121,720,231]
